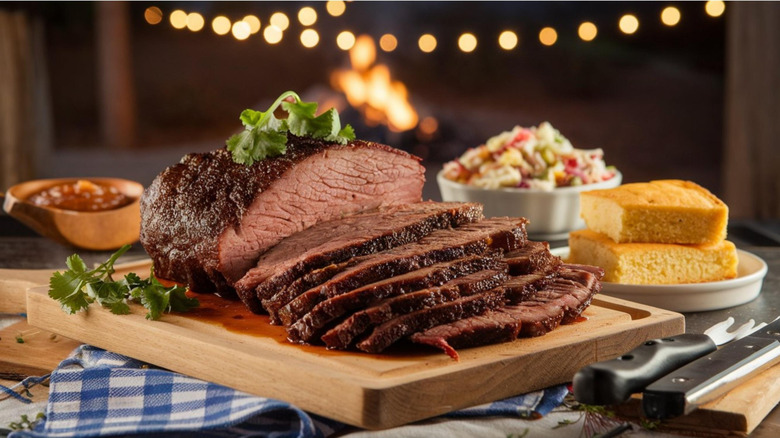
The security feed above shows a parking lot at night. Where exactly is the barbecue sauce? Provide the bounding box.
[27,180,133,211]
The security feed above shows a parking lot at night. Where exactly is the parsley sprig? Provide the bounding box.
[48,245,199,320]
[226,90,356,165]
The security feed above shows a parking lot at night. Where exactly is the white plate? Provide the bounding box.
[551,247,768,312]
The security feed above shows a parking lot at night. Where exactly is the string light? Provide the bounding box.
[337,31,356,50]
[379,34,398,52]
[578,22,597,41]
[619,14,639,34]
[661,7,681,26]
[270,12,290,31]
[418,34,437,53]
[154,6,726,51]
[144,7,163,25]
[458,33,477,53]
[169,10,187,29]
[186,12,204,32]
[232,21,251,40]
[212,16,231,35]
[301,29,319,48]
[539,27,557,46]
[243,15,261,34]
[326,1,346,17]
[705,1,725,17]
[498,31,518,50]
[298,7,317,26]
[264,25,283,44]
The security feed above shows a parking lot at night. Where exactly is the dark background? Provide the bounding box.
[6,2,726,193]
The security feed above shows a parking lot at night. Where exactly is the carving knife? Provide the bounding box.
[572,317,760,406]
[642,318,780,419]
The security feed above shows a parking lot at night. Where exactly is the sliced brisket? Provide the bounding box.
[140,137,424,302]
[234,201,484,311]
[504,241,562,276]
[320,268,509,349]
[410,265,602,358]
[356,288,507,353]
[286,256,506,343]
[276,217,528,326]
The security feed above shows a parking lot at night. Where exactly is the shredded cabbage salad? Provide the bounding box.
[442,122,617,190]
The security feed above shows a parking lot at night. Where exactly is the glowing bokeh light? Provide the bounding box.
[705,1,726,17]
[212,16,231,35]
[379,34,397,52]
[337,31,356,50]
[186,12,204,32]
[144,7,163,25]
[661,7,681,26]
[301,29,319,48]
[264,25,283,44]
[419,116,439,136]
[270,12,290,31]
[243,15,261,34]
[578,21,597,41]
[169,10,187,29]
[619,14,639,34]
[350,35,376,71]
[418,34,437,53]
[498,31,518,50]
[232,21,251,40]
[298,7,317,26]
[326,1,346,17]
[539,27,557,46]
[458,33,477,53]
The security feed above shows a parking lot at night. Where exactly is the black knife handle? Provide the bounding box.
[573,333,716,405]
[642,336,780,420]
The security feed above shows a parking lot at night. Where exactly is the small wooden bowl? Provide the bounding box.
[3,177,143,251]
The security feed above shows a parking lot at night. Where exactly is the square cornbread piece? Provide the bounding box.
[568,229,738,285]
[580,180,728,244]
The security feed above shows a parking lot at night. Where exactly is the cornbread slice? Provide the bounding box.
[568,229,738,285]
[580,180,728,244]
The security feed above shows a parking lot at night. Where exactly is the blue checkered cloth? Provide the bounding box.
[5,345,568,437]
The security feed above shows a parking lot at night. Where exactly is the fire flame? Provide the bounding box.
[332,35,418,132]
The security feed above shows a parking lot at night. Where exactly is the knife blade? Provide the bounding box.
[642,318,780,419]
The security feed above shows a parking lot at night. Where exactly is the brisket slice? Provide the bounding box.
[140,136,424,301]
[320,268,512,349]
[410,266,602,359]
[356,288,508,354]
[276,217,528,326]
[234,201,484,308]
[263,258,361,324]
[504,241,562,276]
[286,256,507,343]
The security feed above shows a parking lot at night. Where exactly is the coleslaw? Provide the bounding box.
[442,122,617,190]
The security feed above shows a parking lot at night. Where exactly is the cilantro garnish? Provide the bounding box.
[226,90,355,165]
[48,245,199,320]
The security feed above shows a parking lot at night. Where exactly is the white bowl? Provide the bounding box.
[437,170,622,239]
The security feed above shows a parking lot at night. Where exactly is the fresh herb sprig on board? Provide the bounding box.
[48,245,198,320]
[226,90,355,165]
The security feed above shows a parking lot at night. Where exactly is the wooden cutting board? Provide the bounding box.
[24,274,684,430]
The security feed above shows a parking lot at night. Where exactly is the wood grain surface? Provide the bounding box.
[0,319,80,379]
[25,283,684,429]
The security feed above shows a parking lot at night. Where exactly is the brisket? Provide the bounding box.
[356,288,507,353]
[234,201,484,311]
[140,137,425,301]
[286,256,506,343]
[410,265,602,359]
[504,241,562,275]
[276,217,528,326]
[320,268,509,349]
